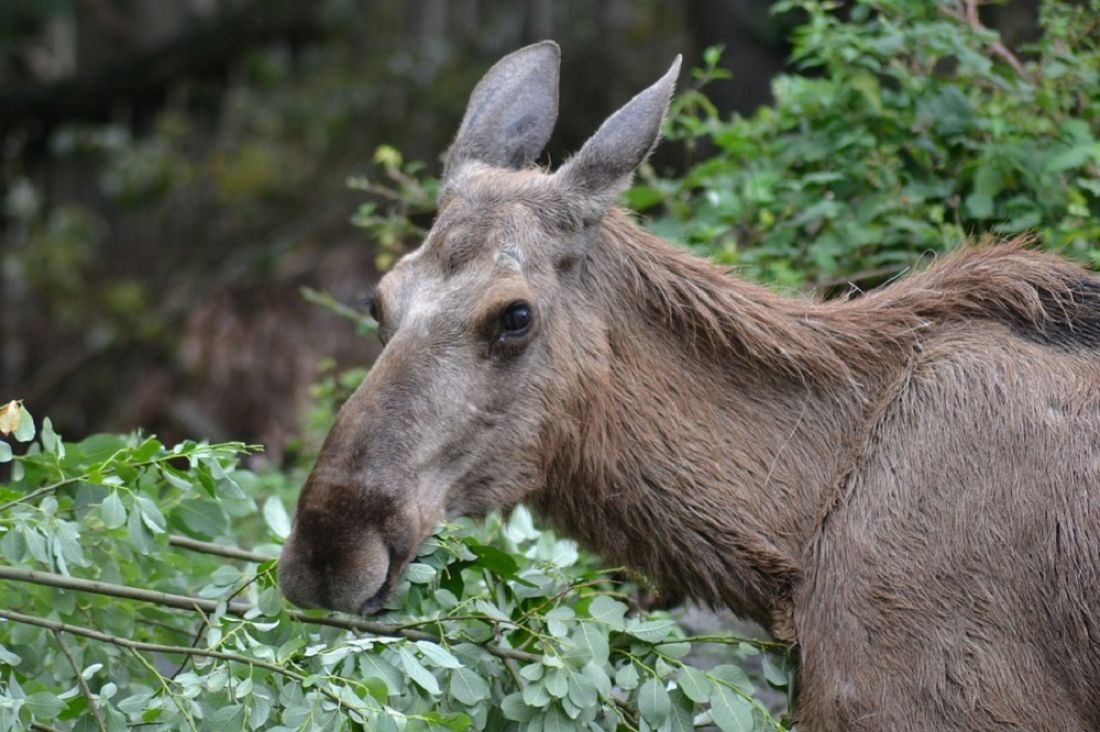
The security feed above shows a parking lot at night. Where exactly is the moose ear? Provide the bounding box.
[556,55,681,213]
[443,41,560,181]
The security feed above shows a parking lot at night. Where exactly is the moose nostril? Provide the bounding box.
[359,585,391,616]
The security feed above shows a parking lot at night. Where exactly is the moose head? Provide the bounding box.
[278,42,681,614]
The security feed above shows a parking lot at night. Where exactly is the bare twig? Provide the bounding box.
[51,629,108,732]
[167,534,273,564]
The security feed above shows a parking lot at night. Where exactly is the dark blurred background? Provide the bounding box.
[0,0,1038,457]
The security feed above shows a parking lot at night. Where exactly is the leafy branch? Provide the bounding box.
[0,609,361,717]
[0,565,542,664]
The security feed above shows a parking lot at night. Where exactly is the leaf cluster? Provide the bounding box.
[0,406,792,731]
[637,0,1100,288]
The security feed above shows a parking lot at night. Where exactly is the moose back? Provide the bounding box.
[278,42,1100,730]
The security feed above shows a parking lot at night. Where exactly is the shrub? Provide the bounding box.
[641,0,1100,288]
[0,401,793,731]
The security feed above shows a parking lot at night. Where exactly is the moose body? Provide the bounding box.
[279,42,1100,729]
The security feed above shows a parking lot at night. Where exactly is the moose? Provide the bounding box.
[279,42,1100,729]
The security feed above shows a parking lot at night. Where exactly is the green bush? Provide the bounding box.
[641,0,1100,288]
[0,401,792,731]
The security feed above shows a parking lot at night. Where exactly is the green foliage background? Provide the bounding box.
[2,1,1099,730]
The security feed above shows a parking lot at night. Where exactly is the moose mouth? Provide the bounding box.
[359,584,392,616]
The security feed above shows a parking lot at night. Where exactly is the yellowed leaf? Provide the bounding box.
[0,400,21,437]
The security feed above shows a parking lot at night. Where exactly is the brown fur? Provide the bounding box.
[280,44,1100,730]
[538,213,1100,729]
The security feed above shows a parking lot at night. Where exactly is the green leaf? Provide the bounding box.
[134,495,166,534]
[544,668,568,699]
[569,623,609,666]
[176,498,229,538]
[101,491,127,529]
[545,606,575,638]
[615,662,640,690]
[360,652,404,693]
[415,640,462,669]
[211,564,242,586]
[678,665,712,703]
[1045,144,1097,173]
[399,647,440,695]
[421,711,472,731]
[449,667,489,705]
[637,677,671,726]
[711,664,754,693]
[709,685,755,732]
[161,466,194,492]
[376,712,401,732]
[405,562,436,584]
[522,678,551,708]
[22,526,48,563]
[628,619,677,643]
[519,663,544,682]
[587,595,627,629]
[13,405,35,442]
[659,641,692,658]
[566,667,599,708]
[131,437,163,461]
[25,691,65,719]
[262,496,291,539]
[668,689,697,731]
[465,540,520,577]
[127,505,154,553]
[501,692,534,721]
[537,704,573,732]
[762,653,791,688]
[55,520,87,568]
[257,586,282,616]
[40,417,63,457]
[0,644,21,666]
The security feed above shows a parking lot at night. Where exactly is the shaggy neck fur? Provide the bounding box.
[533,209,1097,641]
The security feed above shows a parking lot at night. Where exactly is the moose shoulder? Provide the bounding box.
[278,42,1100,730]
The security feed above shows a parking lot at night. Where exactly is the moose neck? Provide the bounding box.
[534,211,885,640]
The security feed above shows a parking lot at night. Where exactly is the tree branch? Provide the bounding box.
[167,534,273,564]
[0,565,540,663]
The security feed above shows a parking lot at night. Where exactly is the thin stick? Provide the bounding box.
[0,477,81,512]
[167,534,273,564]
[51,629,108,732]
[0,565,540,663]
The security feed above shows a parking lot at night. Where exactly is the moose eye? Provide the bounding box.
[501,302,533,335]
[365,294,386,345]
